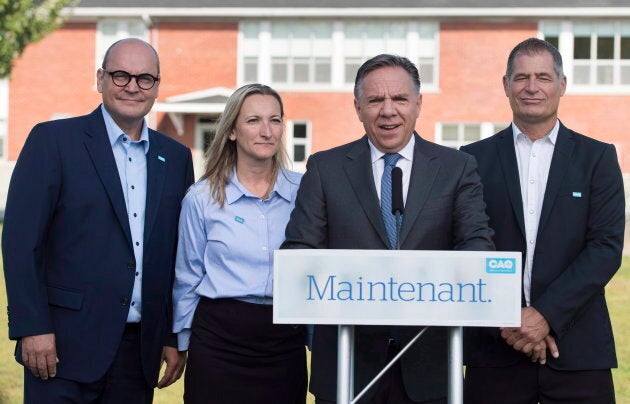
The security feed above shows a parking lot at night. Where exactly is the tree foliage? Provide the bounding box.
[0,0,77,78]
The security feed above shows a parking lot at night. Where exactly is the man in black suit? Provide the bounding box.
[2,38,194,403]
[461,38,624,404]
[282,54,494,403]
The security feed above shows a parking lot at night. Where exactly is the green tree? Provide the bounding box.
[0,0,77,78]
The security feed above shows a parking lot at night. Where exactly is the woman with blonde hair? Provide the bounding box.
[173,83,306,403]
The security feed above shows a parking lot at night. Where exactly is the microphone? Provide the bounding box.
[391,167,404,215]
[391,167,404,250]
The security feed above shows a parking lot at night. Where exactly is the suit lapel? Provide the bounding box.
[398,134,439,245]
[343,136,391,248]
[497,128,526,239]
[83,108,133,247]
[144,131,166,245]
[538,124,574,234]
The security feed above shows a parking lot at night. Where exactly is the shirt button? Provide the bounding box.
[123,137,128,142]
[135,241,140,246]
[133,213,137,217]
[136,271,139,276]
[529,179,534,184]
[529,240,534,244]
[131,185,135,190]
[128,157,132,162]
[262,246,268,251]
[529,210,534,214]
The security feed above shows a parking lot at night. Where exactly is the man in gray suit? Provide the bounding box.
[282,54,494,403]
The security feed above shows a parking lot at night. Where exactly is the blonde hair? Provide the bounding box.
[200,83,289,207]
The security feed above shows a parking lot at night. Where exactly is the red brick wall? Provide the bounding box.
[434,21,630,169]
[282,92,363,152]
[155,21,238,97]
[153,21,238,150]
[8,23,100,160]
[561,96,630,168]
[422,21,537,136]
[7,19,630,172]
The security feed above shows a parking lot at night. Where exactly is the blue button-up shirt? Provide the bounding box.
[101,104,149,323]
[173,168,302,350]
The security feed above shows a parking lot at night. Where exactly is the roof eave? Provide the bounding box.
[66,7,630,20]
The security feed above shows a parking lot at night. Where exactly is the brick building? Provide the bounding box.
[2,0,630,229]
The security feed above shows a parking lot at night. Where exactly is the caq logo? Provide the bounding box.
[486,258,516,274]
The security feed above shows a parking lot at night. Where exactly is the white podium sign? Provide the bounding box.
[273,249,521,327]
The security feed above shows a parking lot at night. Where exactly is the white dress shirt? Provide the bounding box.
[513,120,559,306]
[368,135,415,205]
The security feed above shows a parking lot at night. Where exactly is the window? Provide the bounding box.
[196,117,220,154]
[241,21,333,87]
[192,117,220,179]
[542,21,630,90]
[286,121,311,171]
[342,21,438,88]
[343,22,405,84]
[96,20,148,69]
[240,20,438,90]
[436,122,507,149]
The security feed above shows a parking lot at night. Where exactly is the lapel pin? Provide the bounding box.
[235,216,245,224]
[572,192,582,198]
[158,155,166,162]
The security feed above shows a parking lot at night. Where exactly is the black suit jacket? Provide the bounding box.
[461,123,624,370]
[2,107,194,386]
[282,133,494,402]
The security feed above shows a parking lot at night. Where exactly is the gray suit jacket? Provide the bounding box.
[282,133,494,402]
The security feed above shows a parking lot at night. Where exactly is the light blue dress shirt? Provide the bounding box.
[101,105,149,323]
[173,168,302,350]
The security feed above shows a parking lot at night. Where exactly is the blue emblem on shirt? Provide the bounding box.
[235,216,245,224]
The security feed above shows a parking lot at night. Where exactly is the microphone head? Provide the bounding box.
[391,167,404,215]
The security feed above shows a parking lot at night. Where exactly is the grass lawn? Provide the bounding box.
[1,256,628,403]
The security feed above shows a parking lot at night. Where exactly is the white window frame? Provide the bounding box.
[541,21,630,94]
[96,19,149,71]
[286,120,311,172]
[193,117,220,179]
[435,122,506,149]
[238,20,439,93]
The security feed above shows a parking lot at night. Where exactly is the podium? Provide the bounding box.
[274,249,521,404]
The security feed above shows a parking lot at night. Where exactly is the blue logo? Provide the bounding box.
[486,258,516,274]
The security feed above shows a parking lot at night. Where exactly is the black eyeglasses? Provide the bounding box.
[102,69,160,90]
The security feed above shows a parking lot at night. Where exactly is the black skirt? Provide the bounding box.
[184,297,307,404]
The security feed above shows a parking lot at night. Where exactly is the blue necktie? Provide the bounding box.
[381,153,401,250]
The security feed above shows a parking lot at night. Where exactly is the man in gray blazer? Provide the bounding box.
[282,54,494,403]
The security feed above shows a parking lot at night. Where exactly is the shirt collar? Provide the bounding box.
[101,104,150,153]
[225,168,293,205]
[368,134,416,164]
[512,120,559,146]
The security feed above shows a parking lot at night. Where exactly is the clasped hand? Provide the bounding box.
[499,307,559,365]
